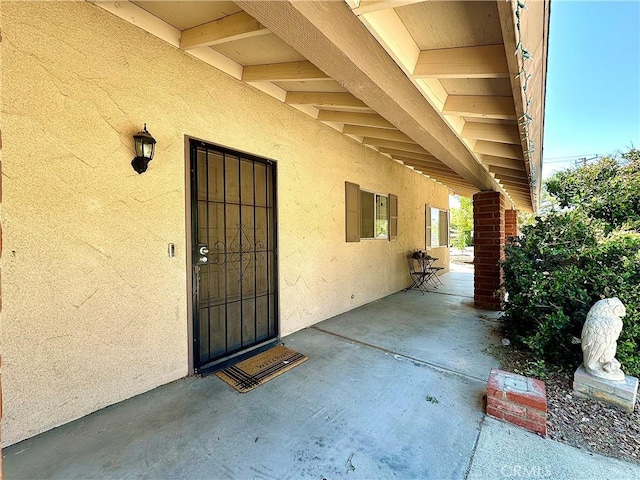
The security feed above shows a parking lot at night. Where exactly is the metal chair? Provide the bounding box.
[404,252,429,294]
[424,264,444,288]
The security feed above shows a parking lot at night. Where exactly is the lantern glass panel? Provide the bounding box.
[142,140,155,159]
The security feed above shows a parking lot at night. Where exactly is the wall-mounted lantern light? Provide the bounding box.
[131,124,157,174]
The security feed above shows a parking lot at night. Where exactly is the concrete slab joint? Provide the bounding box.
[486,368,547,437]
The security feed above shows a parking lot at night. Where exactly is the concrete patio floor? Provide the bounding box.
[4,269,640,479]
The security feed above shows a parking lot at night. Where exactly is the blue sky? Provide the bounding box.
[542,0,640,177]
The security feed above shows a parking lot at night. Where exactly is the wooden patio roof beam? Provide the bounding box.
[349,0,426,15]
[242,61,330,82]
[443,95,516,120]
[180,11,269,50]
[480,154,526,171]
[503,185,532,194]
[394,158,455,173]
[493,175,529,189]
[461,121,521,145]
[284,92,372,110]
[400,161,466,177]
[496,179,531,192]
[488,165,530,179]
[507,191,531,198]
[317,111,395,129]
[510,191,531,198]
[377,148,438,163]
[413,171,470,186]
[508,200,532,211]
[408,173,467,186]
[504,191,531,199]
[398,159,460,175]
[494,170,529,182]
[361,138,428,155]
[237,0,498,192]
[425,176,473,188]
[504,186,531,194]
[412,45,509,79]
[508,194,533,203]
[473,140,524,161]
[495,181,529,191]
[343,125,413,143]
[452,189,481,197]
[497,175,530,185]
[501,189,531,201]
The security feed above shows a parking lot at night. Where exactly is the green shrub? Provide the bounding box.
[502,151,640,375]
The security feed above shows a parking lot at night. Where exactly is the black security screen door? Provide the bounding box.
[190,140,278,373]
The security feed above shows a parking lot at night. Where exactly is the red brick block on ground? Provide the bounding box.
[486,368,547,436]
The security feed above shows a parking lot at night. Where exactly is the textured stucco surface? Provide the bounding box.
[0,1,449,446]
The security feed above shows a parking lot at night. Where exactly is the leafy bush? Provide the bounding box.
[502,150,640,375]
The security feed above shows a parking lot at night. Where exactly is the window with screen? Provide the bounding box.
[345,182,397,242]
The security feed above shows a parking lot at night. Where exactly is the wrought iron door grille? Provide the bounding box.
[190,140,278,370]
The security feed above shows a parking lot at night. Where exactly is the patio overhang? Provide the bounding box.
[90,0,549,212]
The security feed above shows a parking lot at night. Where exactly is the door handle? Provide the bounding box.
[196,244,209,265]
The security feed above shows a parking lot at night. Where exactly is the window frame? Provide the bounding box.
[345,181,397,242]
[360,189,389,240]
[425,205,450,248]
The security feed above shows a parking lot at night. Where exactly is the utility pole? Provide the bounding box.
[573,155,600,168]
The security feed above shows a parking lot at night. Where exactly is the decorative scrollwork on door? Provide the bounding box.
[212,223,265,280]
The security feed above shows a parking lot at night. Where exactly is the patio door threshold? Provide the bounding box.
[196,338,280,376]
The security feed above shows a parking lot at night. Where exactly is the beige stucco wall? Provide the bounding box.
[0,1,449,446]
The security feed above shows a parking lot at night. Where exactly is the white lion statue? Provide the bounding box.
[581,297,627,381]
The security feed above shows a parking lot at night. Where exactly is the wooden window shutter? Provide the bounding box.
[425,204,432,247]
[439,209,449,247]
[388,193,398,241]
[345,181,361,242]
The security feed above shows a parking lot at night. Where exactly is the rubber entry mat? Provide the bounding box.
[215,345,308,393]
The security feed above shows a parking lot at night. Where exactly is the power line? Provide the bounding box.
[544,154,601,161]
[544,160,577,164]
[572,155,600,168]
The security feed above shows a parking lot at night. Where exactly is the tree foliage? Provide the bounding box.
[450,196,473,250]
[502,149,640,375]
[546,149,640,230]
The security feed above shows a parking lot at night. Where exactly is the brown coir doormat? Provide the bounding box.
[215,345,308,393]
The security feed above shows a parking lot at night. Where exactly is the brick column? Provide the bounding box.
[473,191,506,309]
[505,209,518,244]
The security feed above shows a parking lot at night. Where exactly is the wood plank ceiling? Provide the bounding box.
[93,0,549,212]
